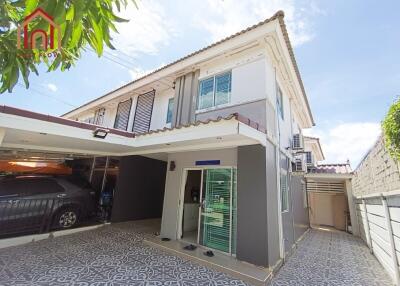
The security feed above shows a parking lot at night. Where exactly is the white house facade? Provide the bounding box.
[0,11,327,271]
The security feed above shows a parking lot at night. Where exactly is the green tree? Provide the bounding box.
[382,98,400,160]
[0,0,136,93]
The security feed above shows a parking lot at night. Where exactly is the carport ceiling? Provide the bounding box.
[0,148,93,162]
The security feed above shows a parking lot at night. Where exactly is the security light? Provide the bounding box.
[93,128,109,139]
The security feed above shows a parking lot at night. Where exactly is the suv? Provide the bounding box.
[0,175,96,237]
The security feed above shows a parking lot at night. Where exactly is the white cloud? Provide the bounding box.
[193,0,320,47]
[304,122,381,168]
[129,63,165,80]
[45,83,57,92]
[113,0,177,56]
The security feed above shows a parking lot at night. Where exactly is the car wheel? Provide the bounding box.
[54,207,79,229]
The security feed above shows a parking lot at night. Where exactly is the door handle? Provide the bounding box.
[200,200,206,210]
[57,194,67,198]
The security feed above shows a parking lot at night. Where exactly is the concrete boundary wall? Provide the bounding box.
[353,136,400,284]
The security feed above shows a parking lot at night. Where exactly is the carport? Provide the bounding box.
[305,164,355,233]
[0,106,266,236]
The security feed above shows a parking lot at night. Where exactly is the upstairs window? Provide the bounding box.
[94,108,106,126]
[114,99,132,130]
[166,98,174,124]
[277,85,284,120]
[305,151,313,164]
[198,72,231,110]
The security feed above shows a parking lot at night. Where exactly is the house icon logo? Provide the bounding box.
[17,8,61,50]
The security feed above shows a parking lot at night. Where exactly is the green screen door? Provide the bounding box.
[199,168,236,254]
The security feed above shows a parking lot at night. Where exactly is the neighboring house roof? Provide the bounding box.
[309,163,352,174]
[304,136,325,161]
[62,11,314,126]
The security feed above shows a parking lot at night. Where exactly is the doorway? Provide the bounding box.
[181,170,201,243]
[180,167,237,255]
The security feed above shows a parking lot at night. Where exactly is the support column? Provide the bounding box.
[382,196,400,285]
[362,199,373,253]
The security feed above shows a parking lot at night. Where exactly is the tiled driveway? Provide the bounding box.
[271,228,392,286]
[0,223,393,286]
[0,222,247,285]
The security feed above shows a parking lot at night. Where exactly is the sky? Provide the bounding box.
[1,0,399,168]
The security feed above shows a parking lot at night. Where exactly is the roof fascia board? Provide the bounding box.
[0,113,131,147]
[62,23,277,118]
[305,173,353,179]
[274,22,314,127]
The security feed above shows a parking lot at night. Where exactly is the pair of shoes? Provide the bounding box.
[204,250,214,257]
[183,244,197,251]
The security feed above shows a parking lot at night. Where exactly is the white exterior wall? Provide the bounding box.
[150,88,174,131]
[198,48,267,110]
[160,148,237,239]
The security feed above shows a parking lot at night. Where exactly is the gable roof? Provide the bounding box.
[62,11,314,126]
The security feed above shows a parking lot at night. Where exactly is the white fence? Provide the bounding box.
[355,193,400,285]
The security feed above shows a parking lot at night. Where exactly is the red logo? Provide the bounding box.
[17,8,61,51]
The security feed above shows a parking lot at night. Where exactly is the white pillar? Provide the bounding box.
[382,196,400,285]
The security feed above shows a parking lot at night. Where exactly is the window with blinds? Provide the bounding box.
[114,99,132,130]
[199,168,237,254]
[132,90,155,133]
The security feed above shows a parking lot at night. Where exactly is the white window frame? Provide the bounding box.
[94,107,106,126]
[197,71,232,111]
[166,98,174,124]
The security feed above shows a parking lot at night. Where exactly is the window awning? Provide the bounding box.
[0,106,267,157]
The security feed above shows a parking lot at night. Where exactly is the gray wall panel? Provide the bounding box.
[291,175,309,241]
[172,71,199,127]
[237,145,268,266]
[265,141,281,267]
[111,155,167,222]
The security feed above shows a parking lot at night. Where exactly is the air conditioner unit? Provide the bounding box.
[293,156,306,172]
[292,134,304,150]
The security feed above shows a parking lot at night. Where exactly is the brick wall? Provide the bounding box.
[352,136,400,196]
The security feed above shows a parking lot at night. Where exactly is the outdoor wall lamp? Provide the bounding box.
[93,128,109,139]
[169,161,176,171]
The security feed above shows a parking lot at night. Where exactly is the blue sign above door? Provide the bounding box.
[195,160,221,166]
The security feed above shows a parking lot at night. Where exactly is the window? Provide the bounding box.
[166,98,174,124]
[198,72,231,110]
[280,173,289,212]
[114,99,132,130]
[305,151,313,164]
[94,108,106,126]
[277,85,284,120]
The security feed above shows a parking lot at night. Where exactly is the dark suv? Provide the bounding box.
[0,175,96,237]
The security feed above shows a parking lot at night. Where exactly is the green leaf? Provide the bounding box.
[25,0,39,15]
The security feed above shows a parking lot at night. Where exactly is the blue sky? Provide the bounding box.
[1,0,399,167]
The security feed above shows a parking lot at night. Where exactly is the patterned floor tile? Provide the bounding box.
[271,229,393,286]
[0,222,247,286]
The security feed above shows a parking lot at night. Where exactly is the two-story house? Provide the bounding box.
[0,11,319,275]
